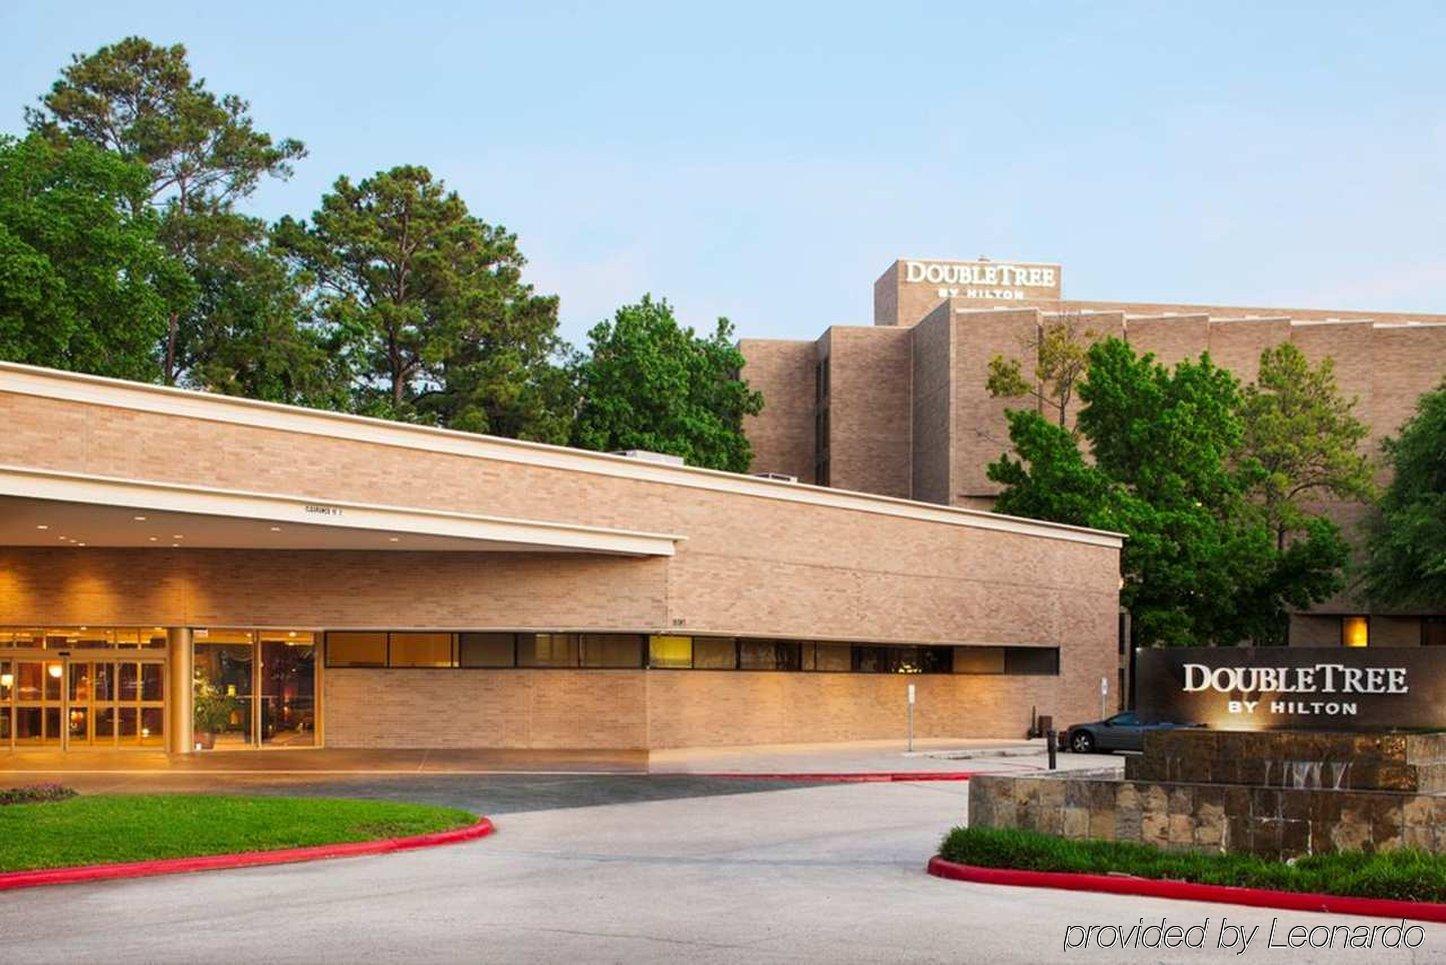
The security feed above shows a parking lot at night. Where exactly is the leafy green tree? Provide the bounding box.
[989,338,1347,646]
[0,134,189,380]
[182,216,351,408]
[986,312,1098,426]
[1366,381,1446,608]
[27,36,306,385]
[572,296,763,471]
[275,165,573,441]
[1239,343,1375,550]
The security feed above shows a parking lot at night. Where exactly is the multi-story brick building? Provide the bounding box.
[742,257,1446,650]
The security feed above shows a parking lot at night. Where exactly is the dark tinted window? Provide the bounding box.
[459,633,516,667]
[738,640,801,671]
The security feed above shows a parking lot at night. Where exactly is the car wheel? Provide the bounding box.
[1070,731,1095,754]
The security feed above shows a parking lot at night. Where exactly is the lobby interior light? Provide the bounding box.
[388,536,400,542]
[0,672,11,689]
[133,515,147,521]
[269,526,281,532]
[47,663,62,679]
[35,524,48,530]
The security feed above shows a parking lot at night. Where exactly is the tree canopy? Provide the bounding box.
[0,134,189,381]
[27,35,308,388]
[1239,343,1375,550]
[572,296,763,471]
[1365,382,1446,609]
[986,312,1098,426]
[274,165,574,441]
[989,338,1351,646]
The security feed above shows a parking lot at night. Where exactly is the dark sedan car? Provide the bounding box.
[1063,711,1194,753]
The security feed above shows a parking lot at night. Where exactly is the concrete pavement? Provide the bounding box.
[2,773,1443,963]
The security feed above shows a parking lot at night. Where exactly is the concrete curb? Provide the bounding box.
[680,772,974,783]
[926,856,1446,923]
[0,817,495,892]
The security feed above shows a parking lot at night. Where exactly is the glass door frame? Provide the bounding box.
[192,628,321,751]
[1,649,168,752]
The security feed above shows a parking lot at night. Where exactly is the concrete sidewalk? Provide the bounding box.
[1,739,1125,782]
[647,738,1122,777]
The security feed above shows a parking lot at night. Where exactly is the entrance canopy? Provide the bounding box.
[0,465,682,557]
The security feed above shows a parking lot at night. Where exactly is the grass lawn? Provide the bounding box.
[0,794,477,872]
[940,826,1446,902]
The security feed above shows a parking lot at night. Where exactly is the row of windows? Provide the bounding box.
[324,632,1060,675]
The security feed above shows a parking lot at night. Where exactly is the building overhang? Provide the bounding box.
[0,466,682,557]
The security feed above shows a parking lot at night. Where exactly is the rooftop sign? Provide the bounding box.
[901,258,1061,303]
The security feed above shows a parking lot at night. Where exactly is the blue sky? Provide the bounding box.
[6,2,1445,345]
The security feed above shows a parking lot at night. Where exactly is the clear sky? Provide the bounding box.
[5,1,1445,346]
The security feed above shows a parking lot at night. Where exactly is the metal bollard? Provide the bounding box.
[1046,729,1057,770]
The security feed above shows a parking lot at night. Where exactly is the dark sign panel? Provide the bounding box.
[1134,647,1446,731]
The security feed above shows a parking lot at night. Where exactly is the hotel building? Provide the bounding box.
[741,258,1446,650]
[0,361,1121,753]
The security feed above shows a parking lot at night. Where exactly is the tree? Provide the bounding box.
[989,338,1348,647]
[275,165,574,441]
[1365,381,1446,609]
[986,312,1098,426]
[27,36,306,384]
[1239,343,1375,550]
[0,134,190,381]
[572,296,763,471]
[182,217,351,408]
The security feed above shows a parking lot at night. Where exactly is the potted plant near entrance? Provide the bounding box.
[193,672,240,750]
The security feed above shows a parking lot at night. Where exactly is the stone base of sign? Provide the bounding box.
[969,730,1446,859]
[1124,729,1446,793]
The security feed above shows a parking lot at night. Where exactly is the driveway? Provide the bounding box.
[1,774,1442,963]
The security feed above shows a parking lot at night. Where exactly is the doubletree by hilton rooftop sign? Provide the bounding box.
[1134,648,1446,731]
[901,258,1062,302]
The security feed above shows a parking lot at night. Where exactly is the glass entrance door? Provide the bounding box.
[13,660,63,746]
[260,632,316,746]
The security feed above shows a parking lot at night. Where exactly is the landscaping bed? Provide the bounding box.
[939,826,1446,903]
[0,788,477,872]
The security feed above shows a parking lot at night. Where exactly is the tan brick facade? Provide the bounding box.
[0,363,1121,749]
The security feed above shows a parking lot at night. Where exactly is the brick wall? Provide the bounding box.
[821,326,912,498]
[738,338,817,482]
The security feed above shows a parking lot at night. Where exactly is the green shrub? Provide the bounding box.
[939,826,1446,902]
[0,783,77,805]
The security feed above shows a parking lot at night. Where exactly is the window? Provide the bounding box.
[459,633,516,667]
[738,640,801,671]
[326,632,387,667]
[851,646,952,674]
[580,634,643,668]
[1425,618,1446,648]
[389,633,455,667]
[1003,647,1059,676]
[1106,712,1139,726]
[518,633,580,668]
[1342,616,1370,648]
[953,647,1006,674]
[693,638,738,669]
[649,635,693,669]
[802,643,851,671]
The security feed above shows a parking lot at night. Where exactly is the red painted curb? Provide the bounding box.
[926,855,1446,924]
[687,771,974,783]
[0,817,495,892]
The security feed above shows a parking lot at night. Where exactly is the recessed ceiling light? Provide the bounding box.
[269,526,281,532]
[172,534,183,539]
[148,536,157,542]
[133,515,147,521]
[77,542,86,547]
[388,537,400,542]
[171,543,180,548]
[35,524,48,530]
